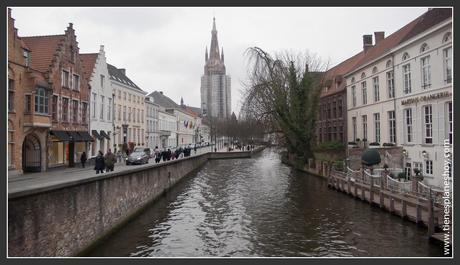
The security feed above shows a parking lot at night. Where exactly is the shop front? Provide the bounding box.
[49,130,92,168]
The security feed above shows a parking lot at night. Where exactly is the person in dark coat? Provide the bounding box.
[162,149,167,162]
[95,151,105,174]
[167,149,172,161]
[80,152,87,168]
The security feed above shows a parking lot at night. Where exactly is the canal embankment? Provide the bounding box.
[8,146,265,257]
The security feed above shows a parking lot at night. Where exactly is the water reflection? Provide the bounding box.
[87,149,442,257]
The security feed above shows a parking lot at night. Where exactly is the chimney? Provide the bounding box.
[99,45,104,52]
[374,31,385,45]
[119,68,126,75]
[363,34,373,52]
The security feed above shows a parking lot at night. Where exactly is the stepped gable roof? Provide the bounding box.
[107,63,144,92]
[22,34,65,73]
[79,53,98,82]
[348,8,452,75]
[147,91,180,109]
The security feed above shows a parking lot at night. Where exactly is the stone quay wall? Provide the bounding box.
[8,147,266,257]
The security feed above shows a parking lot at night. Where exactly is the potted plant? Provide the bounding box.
[382,142,395,147]
[397,172,406,181]
[369,142,380,149]
[348,141,357,148]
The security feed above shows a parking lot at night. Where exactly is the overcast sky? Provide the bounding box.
[10,7,428,115]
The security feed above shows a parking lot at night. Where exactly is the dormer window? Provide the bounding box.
[420,43,429,53]
[443,32,452,43]
[23,50,30,67]
[372,67,378,74]
[386,60,392,68]
[402,52,410,61]
[361,72,366,79]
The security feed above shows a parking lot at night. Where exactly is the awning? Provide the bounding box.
[79,131,94,142]
[100,130,110,140]
[92,130,104,140]
[68,131,83,142]
[50,130,71,141]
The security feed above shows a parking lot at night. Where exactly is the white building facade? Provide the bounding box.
[345,9,452,188]
[145,96,160,149]
[82,45,113,157]
[158,108,177,149]
[109,64,147,151]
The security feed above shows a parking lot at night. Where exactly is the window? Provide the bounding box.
[118,90,121,99]
[386,60,392,68]
[423,105,433,144]
[361,72,366,79]
[123,106,126,121]
[73,74,80,90]
[23,50,30,67]
[351,85,356,107]
[420,56,431,88]
[8,120,14,167]
[443,32,452,43]
[52,95,58,121]
[352,117,357,141]
[361,81,367,105]
[374,113,380,143]
[25,95,32,113]
[141,110,144,123]
[8,79,14,112]
[108,98,112,121]
[100,75,105,88]
[82,102,87,124]
[332,101,337,118]
[338,99,342,117]
[362,115,367,140]
[123,92,126,100]
[386,71,395,98]
[402,64,411,94]
[373,76,379,102]
[388,111,396,143]
[62,98,69,121]
[447,102,452,144]
[420,43,429,53]
[129,94,131,102]
[402,52,410,61]
[425,160,433,175]
[404,108,413,143]
[100,95,105,120]
[92,93,97,118]
[35,87,48,114]
[72,100,78,123]
[443,47,452,84]
[118,104,122,121]
[372,67,378,74]
[62,70,70,87]
[128,107,131,122]
[70,45,75,62]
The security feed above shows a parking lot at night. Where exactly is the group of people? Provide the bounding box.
[152,145,197,164]
[79,149,117,174]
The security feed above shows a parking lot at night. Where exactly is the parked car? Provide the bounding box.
[126,149,150,165]
[133,147,153,158]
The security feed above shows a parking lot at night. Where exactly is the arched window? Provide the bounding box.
[443,32,452,43]
[386,60,392,68]
[351,77,355,84]
[8,120,14,167]
[372,67,378,74]
[420,43,429,53]
[361,72,366,79]
[35,87,49,114]
[402,52,410,61]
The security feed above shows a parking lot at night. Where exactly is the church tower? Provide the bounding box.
[200,17,231,119]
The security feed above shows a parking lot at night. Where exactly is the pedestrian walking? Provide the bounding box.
[104,148,116,172]
[95,151,105,174]
[80,151,87,168]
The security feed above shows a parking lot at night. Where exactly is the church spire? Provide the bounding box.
[205,46,208,62]
[209,17,220,61]
[221,47,224,62]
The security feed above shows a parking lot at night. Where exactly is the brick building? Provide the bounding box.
[316,52,365,145]
[21,21,92,170]
[8,9,50,173]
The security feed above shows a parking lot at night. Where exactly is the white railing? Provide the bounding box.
[386,175,412,194]
[417,181,445,204]
[347,167,361,182]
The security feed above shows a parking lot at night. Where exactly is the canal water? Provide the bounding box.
[86,148,442,257]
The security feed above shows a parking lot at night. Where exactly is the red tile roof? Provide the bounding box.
[22,35,65,73]
[80,53,98,83]
[348,8,452,74]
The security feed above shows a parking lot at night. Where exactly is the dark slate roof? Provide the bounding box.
[147,91,180,109]
[107,63,144,92]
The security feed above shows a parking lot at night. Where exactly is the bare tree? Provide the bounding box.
[241,47,326,163]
